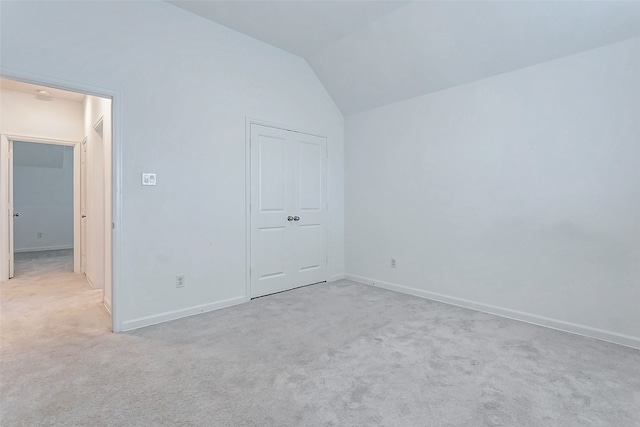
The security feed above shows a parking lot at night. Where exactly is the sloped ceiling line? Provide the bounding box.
[168,1,640,115]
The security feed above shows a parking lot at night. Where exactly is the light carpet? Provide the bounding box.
[1,261,639,426]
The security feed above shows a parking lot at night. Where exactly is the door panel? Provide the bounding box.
[258,226,287,278]
[259,137,287,212]
[291,132,326,286]
[250,124,327,298]
[298,141,323,211]
[251,125,295,297]
[297,224,322,269]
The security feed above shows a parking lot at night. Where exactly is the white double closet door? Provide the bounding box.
[250,124,327,298]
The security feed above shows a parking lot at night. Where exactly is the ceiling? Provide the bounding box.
[172,1,640,115]
[0,78,86,102]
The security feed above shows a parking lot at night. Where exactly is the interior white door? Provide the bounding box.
[250,124,327,298]
[289,131,327,287]
[8,140,14,279]
[80,139,87,273]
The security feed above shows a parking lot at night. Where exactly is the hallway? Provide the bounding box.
[1,250,109,359]
[13,249,74,278]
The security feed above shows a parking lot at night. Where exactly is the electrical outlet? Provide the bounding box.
[176,275,185,288]
[391,258,397,268]
[37,232,43,239]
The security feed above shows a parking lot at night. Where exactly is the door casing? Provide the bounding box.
[0,67,122,332]
[0,135,81,278]
[0,136,13,279]
[80,137,88,273]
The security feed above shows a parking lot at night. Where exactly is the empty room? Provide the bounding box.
[0,1,638,426]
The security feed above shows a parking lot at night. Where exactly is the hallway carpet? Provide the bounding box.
[13,248,74,278]
[1,271,639,426]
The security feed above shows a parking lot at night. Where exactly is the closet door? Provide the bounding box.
[290,131,327,288]
[250,124,326,298]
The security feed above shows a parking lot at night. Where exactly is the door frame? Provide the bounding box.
[80,137,88,274]
[245,118,329,299]
[0,135,13,278]
[1,67,123,332]
[0,135,82,275]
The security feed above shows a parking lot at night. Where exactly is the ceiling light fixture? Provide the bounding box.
[36,89,50,96]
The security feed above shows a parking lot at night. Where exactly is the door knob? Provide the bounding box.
[293,216,300,221]
[287,216,294,221]
[82,215,87,218]
[13,213,19,218]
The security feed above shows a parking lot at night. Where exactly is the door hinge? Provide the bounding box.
[112,222,115,230]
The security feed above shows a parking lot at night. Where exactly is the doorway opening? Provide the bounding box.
[12,140,75,278]
[0,78,114,328]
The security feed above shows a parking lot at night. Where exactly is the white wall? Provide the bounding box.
[345,37,640,348]
[13,142,74,252]
[0,1,344,330]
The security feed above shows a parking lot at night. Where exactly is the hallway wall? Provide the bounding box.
[0,88,84,141]
[13,142,74,252]
[83,95,112,309]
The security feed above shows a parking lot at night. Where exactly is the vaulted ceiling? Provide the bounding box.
[168,1,640,115]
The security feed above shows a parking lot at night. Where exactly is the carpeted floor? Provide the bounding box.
[1,259,639,426]
[13,248,74,278]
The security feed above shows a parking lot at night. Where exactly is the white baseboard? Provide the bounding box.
[121,296,249,331]
[103,297,112,314]
[85,274,97,289]
[14,245,73,253]
[329,273,346,282]
[345,274,640,350]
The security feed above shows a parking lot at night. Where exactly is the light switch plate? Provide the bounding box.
[142,173,157,186]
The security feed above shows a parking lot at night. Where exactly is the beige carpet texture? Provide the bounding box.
[1,253,639,426]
